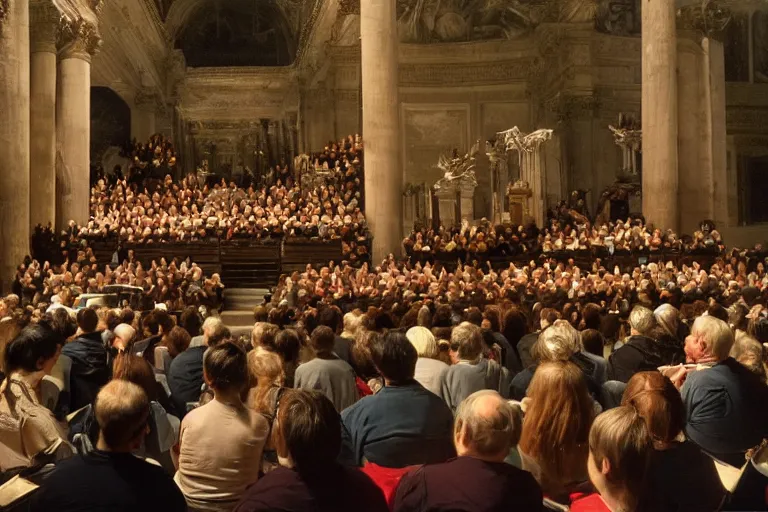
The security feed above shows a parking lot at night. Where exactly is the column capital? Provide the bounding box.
[58,15,101,61]
[30,0,60,53]
[677,0,731,40]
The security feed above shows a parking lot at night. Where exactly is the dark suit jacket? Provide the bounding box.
[61,331,111,412]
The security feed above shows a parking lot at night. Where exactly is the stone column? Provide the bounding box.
[361,0,402,262]
[641,0,678,231]
[0,0,31,291]
[56,18,100,229]
[29,0,59,230]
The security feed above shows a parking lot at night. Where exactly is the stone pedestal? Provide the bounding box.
[56,20,100,229]
[29,0,59,230]
[641,0,678,231]
[458,181,476,222]
[435,185,458,228]
[361,0,402,262]
[0,0,31,291]
[508,185,532,225]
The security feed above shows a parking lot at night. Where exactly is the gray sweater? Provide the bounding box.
[441,359,511,412]
[294,355,359,412]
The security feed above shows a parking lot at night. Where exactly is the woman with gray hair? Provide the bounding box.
[406,326,448,396]
[607,306,685,383]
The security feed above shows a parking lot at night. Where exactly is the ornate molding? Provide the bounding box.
[58,15,101,60]
[30,0,61,53]
[545,93,602,121]
[677,0,731,38]
[399,59,533,87]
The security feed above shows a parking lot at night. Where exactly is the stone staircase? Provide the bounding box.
[220,288,270,328]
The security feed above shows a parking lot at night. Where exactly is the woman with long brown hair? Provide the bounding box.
[519,360,595,502]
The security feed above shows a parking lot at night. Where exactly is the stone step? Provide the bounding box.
[220,310,256,329]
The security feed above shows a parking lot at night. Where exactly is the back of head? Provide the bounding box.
[317,306,342,333]
[180,306,203,337]
[653,304,680,340]
[274,389,341,471]
[406,326,438,359]
[4,323,61,375]
[248,349,284,388]
[728,302,750,332]
[203,316,226,346]
[450,322,483,361]
[520,360,594,473]
[533,319,582,362]
[465,307,483,326]
[112,353,157,402]
[310,325,335,355]
[275,329,301,364]
[589,405,653,505]
[77,307,99,334]
[252,322,279,351]
[629,306,656,337]
[164,325,191,357]
[46,308,77,340]
[621,372,684,446]
[94,380,150,450]
[203,341,248,393]
[730,334,766,382]
[502,307,528,345]
[113,323,136,345]
[540,307,560,329]
[252,305,268,323]
[342,310,362,337]
[582,303,602,330]
[581,329,604,358]
[370,330,417,384]
[691,315,734,361]
[454,390,521,461]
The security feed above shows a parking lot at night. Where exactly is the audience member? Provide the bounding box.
[621,371,725,511]
[570,405,652,512]
[519,360,594,502]
[234,389,388,512]
[175,341,269,511]
[0,324,72,470]
[341,331,455,467]
[62,308,111,412]
[32,380,186,511]
[441,322,511,411]
[405,326,448,396]
[393,390,542,512]
[294,326,357,412]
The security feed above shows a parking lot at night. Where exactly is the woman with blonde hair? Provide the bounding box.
[406,326,448,396]
[519,360,595,502]
[247,349,285,416]
[570,405,653,512]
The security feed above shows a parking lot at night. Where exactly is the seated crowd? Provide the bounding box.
[10,253,223,314]
[404,215,732,257]
[1,260,767,511]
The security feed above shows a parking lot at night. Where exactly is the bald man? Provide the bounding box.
[393,390,543,511]
[33,381,186,512]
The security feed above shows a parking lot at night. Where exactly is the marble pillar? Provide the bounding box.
[705,37,728,227]
[0,0,31,291]
[361,0,401,262]
[29,0,59,231]
[641,0,678,231]
[56,19,99,229]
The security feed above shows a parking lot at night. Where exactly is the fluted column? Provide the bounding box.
[29,0,59,231]
[56,17,100,228]
[361,0,401,262]
[0,0,31,291]
[641,0,678,231]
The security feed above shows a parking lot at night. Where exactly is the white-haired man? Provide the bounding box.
[393,390,542,511]
[671,315,768,466]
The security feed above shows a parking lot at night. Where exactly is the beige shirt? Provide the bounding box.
[174,398,269,511]
[0,373,72,471]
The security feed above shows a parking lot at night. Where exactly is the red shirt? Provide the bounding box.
[570,492,611,512]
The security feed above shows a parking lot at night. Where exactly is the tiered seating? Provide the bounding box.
[220,240,281,289]
[123,241,222,276]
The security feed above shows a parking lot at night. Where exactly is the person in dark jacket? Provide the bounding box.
[393,390,543,512]
[518,308,560,369]
[61,308,111,412]
[607,305,684,383]
[234,390,388,512]
[340,332,455,468]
